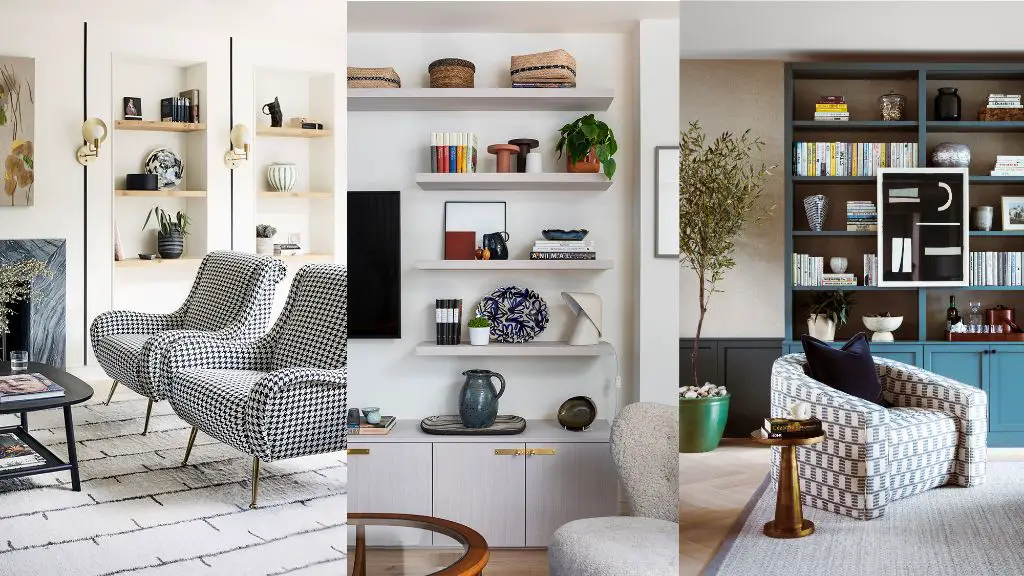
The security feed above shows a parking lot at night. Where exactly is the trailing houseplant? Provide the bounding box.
[256,224,277,256]
[468,315,490,346]
[808,290,855,342]
[555,114,617,180]
[678,121,775,452]
[0,259,50,335]
[142,206,191,260]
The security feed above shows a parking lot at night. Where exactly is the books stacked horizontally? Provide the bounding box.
[0,433,45,471]
[434,299,463,345]
[847,200,878,232]
[530,239,595,260]
[991,156,1024,177]
[762,417,823,439]
[864,253,878,286]
[348,416,397,436]
[792,142,918,176]
[815,96,849,121]
[969,251,1024,286]
[160,89,200,123]
[987,94,1022,109]
[430,133,478,173]
[0,373,65,404]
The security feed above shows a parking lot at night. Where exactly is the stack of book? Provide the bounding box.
[348,416,397,435]
[814,96,849,121]
[847,200,878,232]
[969,251,1024,286]
[430,133,478,174]
[991,156,1024,177]
[793,254,860,287]
[822,273,857,287]
[0,373,65,404]
[863,253,878,286]
[160,89,200,123]
[987,94,1022,109]
[761,417,823,439]
[530,239,595,261]
[434,299,463,345]
[793,142,918,176]
[0,433,45,471]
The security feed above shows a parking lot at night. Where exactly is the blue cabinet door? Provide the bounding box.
[988,347,1024,433]
[870,345,924,367]
[924,345,989,390]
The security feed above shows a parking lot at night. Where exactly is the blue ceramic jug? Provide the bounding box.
[459,369,506,428]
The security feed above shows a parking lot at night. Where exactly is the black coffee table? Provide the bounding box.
[0,362,93,490]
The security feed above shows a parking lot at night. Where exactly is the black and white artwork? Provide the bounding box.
[1002,196,1024,231]
[877,168,968,287]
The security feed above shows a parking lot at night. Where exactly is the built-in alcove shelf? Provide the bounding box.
[258,191,332,199]
[794,175,1024,185]
[415,341,613,357]
[793,230,1024,237]
[255,127,332,138]
[792,120,918,131]
[115,120,206,133]
[415,173,612,192]
[415,260,613,271]
[348,88,615,112]
[115,189,207,198]
[114,257,202,268]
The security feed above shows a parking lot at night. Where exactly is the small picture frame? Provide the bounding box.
[1002,196,1024,231]
[123,97,142,120]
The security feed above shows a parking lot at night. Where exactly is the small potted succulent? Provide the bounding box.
[143,206,190,260]
[556,113,617,180]
[468,315,490,346]
[808,290,855,341]
[256,224,277,256]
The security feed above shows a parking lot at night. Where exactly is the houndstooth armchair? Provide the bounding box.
[770,353,987,520]
[90,251,286,433]
[165,264,348,508]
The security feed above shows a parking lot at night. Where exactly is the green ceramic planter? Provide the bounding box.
[679,394,730,453]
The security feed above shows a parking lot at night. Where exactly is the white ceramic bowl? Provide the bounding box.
[862,315,903,341]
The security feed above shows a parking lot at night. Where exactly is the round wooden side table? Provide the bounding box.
[750,430,826,538]
[348,513,489,575]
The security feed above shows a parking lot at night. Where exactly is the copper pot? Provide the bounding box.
[987,305,1016,331]
[567,147,600,174]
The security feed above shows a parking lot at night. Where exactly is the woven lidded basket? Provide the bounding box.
[428,58,475,88]
[510,49,577,85]
[979,106,1024,121]
[347,67,401,88]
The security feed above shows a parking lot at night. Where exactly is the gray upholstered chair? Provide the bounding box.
[770,353,987,520]
[90,251,286,433]
[548,402,679,576]
[164,264,347,508]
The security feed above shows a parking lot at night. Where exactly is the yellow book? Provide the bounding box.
[816,104,849,111]
[830,142,836,176]
[457,133,464,173]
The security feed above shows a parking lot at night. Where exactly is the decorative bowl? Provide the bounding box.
[862,315,903,342]
[557,396,596,431]
[267,163,298,192]
[542,229,588,241]
[138,253,156,260]
[930,142,970,168]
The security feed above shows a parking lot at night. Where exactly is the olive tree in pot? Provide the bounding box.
[807,290,855,342]
[256,224,277,256]
[556,114,617,179]
[143,206,191,260]
[678,121,774,453]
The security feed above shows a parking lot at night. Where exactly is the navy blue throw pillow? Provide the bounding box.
[801,332,885,406]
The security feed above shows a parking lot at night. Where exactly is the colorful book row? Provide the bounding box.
[430,132,478,174]
[793,142,918,177]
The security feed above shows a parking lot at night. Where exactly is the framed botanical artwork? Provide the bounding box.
[877,168,969,287]
[655,146,680,258]
[0,56,34,207]
[1002,196,1024,231]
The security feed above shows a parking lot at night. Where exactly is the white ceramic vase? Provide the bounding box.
[469,327,490,346]
[255,237,275,255]
[267,163,297,192]
[830,257,848,274]
[973,206,994,231]
[807,314,836,341]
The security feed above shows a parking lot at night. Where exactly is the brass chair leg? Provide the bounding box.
[142,399,154,435]
[249,457,261,509]
[105,381,119,405]
[182,427,198,466]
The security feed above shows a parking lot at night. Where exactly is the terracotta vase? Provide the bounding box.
[487,144,521,174]
[567,147,600,174]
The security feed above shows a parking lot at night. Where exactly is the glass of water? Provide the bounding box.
[9,350,28,371]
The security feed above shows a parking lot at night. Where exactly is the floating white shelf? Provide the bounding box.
[415,341,613,357]
[115,120,206,133]
[348,88,614,112]
[256,126,332,138]
[415,259,613,271]
[415,173,611,191]
[276,253,334,264]
[258,191,332,199]
[115,189,207,198]
[114,257,202,268]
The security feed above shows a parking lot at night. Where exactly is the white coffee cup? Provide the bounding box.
[789,401,812,420]
[525,154,543,173]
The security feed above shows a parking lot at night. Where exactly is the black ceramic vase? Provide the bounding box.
[157,228,184,259]
[934,87,961,121]
[262,96,283,128]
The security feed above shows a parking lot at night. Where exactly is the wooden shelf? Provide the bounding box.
[791,286,916,291]
[256,127,332,138]
[415,173,611,191]
[927,121,1024,133]
[415,341,613,357]
[115,120,206,133]
[792,120,918,131]
[971,230,1024,236]
[792,230,874,236]
[415,260,613,271]
[115,257,202,268]
[258,191,332,199]
[348,88,614,112]
[970,176,1024,184]
[792,176,875,184]
[115,189,207,198]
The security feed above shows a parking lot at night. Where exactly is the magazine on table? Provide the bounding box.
[0,372,65,403]
[0,433,45,470]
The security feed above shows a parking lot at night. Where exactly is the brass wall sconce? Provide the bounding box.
[224,124,250,169]
[75,117,108,166]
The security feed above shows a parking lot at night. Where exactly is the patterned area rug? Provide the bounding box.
[0,380,346,576]
[706,465,1024,575]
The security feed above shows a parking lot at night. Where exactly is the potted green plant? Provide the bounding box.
[256,224,277,256]
[143,206,191,260]
[808,290,855,342]
[0,259,49,336]
[678,121,775,453]
[555,113,617,180]
[468,315,490,346]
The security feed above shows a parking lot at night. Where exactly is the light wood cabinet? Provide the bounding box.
[347,441,433,547]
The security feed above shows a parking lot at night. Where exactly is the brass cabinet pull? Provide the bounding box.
[527,448,557,456]
[495,448,526,456]
[348,448,370,455]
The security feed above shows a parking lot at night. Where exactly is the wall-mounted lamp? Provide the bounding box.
[224,124,251,169]
[75,118,108,166]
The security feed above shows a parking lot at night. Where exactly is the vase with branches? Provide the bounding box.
[0,259,50,335]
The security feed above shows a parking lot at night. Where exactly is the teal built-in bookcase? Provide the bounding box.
[784,62,1024,446]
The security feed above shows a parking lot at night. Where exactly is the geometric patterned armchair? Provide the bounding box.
[165,264,348,508]
[90,251,286,433]
[770,354,987,520]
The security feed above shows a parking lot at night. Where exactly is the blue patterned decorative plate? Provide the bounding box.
[477,285,549,343]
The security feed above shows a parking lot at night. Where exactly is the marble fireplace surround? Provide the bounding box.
[0,239,66,368]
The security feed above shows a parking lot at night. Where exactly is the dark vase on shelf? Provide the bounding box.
[157,227,184,259]
[934,87,961,121]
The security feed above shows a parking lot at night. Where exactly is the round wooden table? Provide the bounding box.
[751,430,826,538]
[348,513,489,576]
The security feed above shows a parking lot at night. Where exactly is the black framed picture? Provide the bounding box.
[877,168,969,287]
[443,201,507,259]
[123,97,142,120]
